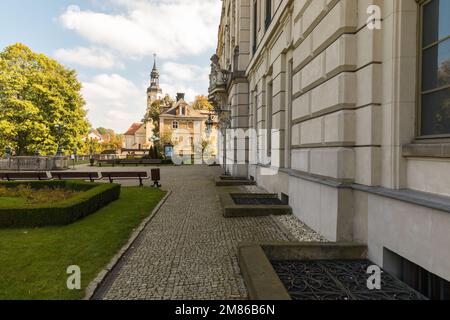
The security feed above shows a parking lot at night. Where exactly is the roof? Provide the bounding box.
[160,99,204,118]
[124,123,143,135]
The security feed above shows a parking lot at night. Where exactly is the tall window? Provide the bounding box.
[419,0,450,136]
[265,0,272,31]
[253,0,258,54]
[266,81,273,159]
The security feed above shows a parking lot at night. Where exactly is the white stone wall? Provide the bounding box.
[215,0,450,282]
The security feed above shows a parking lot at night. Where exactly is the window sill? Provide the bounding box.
[402,142,450,158]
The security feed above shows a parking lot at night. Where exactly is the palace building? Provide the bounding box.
[209,0,450,299]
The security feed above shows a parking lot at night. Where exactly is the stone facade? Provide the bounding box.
[159,94,219,160]
[123,123,147,150]
[209,0,450,292]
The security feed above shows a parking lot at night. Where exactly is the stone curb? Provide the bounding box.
[83,189,173,300]
[238,242,368,300]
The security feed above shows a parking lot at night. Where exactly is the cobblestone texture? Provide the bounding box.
[80,165,321,300]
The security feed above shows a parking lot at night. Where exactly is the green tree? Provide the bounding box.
[0,43,89,155]
[192,95,213,111]
[162,94,175,108]
[81,137,102,155]
[144,100,164,136]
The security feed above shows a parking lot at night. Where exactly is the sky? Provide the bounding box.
[0,0,221,133]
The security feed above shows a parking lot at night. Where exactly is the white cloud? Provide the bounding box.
[82,74,147,132]
[158,61,210,102]
[161,62,209,83]
[160,82,200,103]
[54,47,123,69]
[59,1,221,59]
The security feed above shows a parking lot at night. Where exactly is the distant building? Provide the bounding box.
[123,57,218,159]
[123,123,147,150]
[84,129,104,143]
[160,93,218,159]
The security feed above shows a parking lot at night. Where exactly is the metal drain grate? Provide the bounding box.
[271,260,428,300]
[231,196,284,205]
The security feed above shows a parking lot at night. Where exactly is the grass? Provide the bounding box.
[0,185,80,206]
[74,159,92,165]
[0,187,166,300]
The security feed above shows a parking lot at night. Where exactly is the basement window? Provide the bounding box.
[383,248,450,300]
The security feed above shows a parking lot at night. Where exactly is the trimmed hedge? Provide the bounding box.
[0,181,121,228]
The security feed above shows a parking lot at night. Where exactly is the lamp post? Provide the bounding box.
[72,148,77,169]
[5,146,12,158]
[205,114,214,137]
[55,124,63,156]
[89,145,94,167]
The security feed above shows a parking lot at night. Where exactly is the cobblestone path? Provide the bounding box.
[98,165,292,300]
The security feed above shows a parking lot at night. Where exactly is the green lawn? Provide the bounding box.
[74,159,92,165]
[0,187,166,300]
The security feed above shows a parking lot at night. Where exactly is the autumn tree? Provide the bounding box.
[0,43,89,155]
[95,127,123,151]
[192,95,213,111]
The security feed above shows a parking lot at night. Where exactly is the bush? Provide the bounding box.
[0,181,121,228]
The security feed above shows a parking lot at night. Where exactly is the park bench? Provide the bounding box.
[0,171,50,181]
[101,171,150,187]
[119,159,142,167]
[50,171,101,183]
[97,159,117,167]
[141,159,162,165]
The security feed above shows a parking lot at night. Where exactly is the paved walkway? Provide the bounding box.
[93,165,293,300]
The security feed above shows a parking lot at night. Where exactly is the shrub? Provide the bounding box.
[0,181,121,228]
[0,185,79,204]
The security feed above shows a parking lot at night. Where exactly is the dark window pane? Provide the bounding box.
[421,87,450,135]
[438,39,450,87]
[438,0,450,41]
[422,45,438,91]
[423,0,450,47]
[423,0,439,46]
[422,39,450,91]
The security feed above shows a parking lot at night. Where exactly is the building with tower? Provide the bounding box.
[123,56,218,160]
[147,54,164,108]
[123,56,161,152]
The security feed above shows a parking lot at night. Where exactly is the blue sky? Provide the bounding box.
[0,0,221,132]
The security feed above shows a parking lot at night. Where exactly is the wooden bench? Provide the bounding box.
[119,159,141,167]
[101,171,150,187]
[97,159,117,167]
[50,171,101,183]
[141,159,162,165]
[0,171,49,181]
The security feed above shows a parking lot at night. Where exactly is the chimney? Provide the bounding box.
[176,93,185,102]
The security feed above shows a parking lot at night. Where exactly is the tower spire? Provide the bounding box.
[153,53,157,70]
[147,53,162,108]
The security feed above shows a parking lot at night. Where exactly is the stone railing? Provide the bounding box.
[0,156,70,171]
